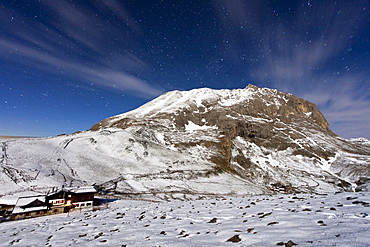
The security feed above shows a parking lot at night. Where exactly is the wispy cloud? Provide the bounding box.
[301,74,370,139]
[0,0,163,98]
[213,0,370,138]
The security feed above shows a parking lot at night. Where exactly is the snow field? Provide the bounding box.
[0,192,369,246]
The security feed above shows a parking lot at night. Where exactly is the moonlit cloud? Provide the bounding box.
[0,0,163,98]
[213,0,370,138]
[301,74,370,139]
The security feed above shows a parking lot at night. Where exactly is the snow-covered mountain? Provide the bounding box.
[1,85,370,199]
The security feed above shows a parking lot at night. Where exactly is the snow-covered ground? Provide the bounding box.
[1,192,369,246]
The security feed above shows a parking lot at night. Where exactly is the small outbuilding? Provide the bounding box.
[10,195,49,220]
[0,204,15,218]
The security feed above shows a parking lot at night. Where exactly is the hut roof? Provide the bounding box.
[12,196,48,214]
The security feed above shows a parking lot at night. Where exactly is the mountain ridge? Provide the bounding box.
[1,85,369,199]
[89,85,370,193]
[92,84,330,131]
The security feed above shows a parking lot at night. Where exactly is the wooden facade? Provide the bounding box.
[47,187,95,212]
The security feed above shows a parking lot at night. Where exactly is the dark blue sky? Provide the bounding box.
[1,0,369,139]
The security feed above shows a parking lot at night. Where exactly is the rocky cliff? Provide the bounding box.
[1,85,369,198]
[90,85,370,193]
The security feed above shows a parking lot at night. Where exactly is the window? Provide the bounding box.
[87,203,92,206]
[81,203,85,207]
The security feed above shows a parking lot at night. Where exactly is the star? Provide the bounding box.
[0,0,369,139]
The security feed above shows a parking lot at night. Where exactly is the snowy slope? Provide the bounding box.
[0,128,266,199]
[0,192,369,246]
[97,85,292,128]
[111,87,257,119]
[1,85,369,198]
[90,85,370,194]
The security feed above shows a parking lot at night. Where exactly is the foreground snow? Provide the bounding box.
[1,192,369,246]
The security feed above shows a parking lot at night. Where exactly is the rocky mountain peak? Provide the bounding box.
[2,85,368,198]
[91,84,330,132]
[88,85,369,194]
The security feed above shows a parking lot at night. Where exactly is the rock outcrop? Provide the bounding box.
[1,85,369,197]
[90,85,370,193]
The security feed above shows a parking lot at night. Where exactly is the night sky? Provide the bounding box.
[1,0,369,139]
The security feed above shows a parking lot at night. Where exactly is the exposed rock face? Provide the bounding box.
[92,84,329,131]
[1,85,369,197]
[90,85,370,193]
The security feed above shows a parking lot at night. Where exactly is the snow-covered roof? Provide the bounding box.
[47,186,97,196]
[12,196,48,214]
[12,205,48,214]
[63,186,97,194]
